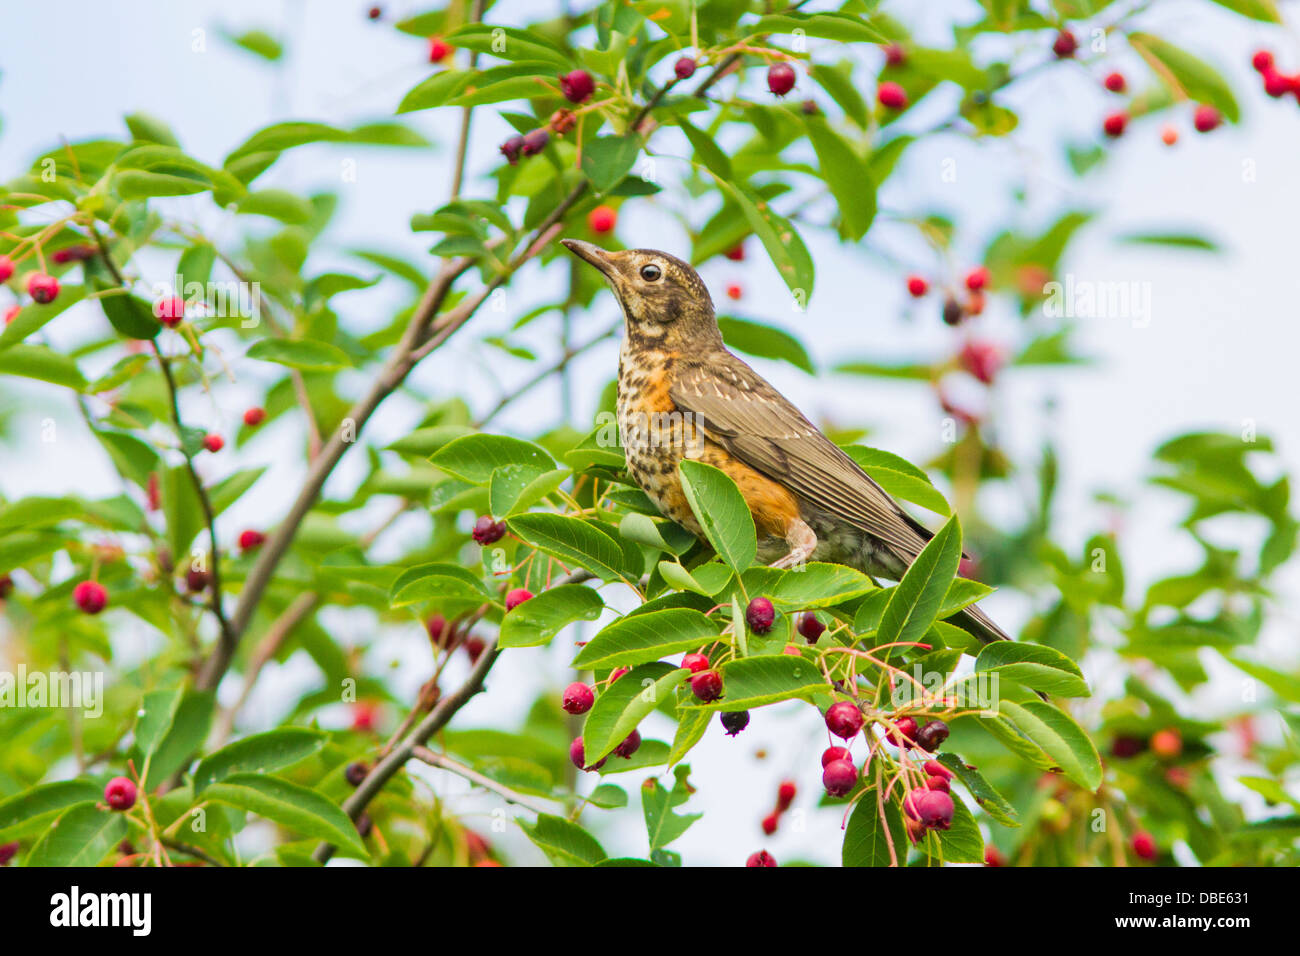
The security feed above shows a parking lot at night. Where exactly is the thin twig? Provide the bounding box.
[412,746,558,816]
[475,321,619,427]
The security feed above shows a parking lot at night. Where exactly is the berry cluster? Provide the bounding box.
[760,779,798,835]
[1252,50,1300,103]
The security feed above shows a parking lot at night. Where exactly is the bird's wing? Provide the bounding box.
[669,356,935,563]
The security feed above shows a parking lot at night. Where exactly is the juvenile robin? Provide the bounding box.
[561,239,1011,645]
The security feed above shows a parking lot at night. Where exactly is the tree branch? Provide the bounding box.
[412,746,559,816]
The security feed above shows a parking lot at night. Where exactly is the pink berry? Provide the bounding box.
[761,812,778,835]
[27,272,59,304]
[0,255,13,283]
[824,701,863,739]
[499,135,526,165]
[521,129,549,156]
[985,846,1006,866]
[569,736,605,772]
[923,759,953,780]
[202,433,224,453]
[472,515,506,545]
[239,529,266,551]
[959,340,1003,385]
[73,580,108,615]
[505,588,533,611]
[904,788,954,830]
[1252,50,1274,74]
[154,295,186,327]
[614,728,641,759]
[746,850,777,867]
[821,746,851,767]
[681,652,710,673]
[885,716,918,748]
[1193,104,1221,133]
[877,81,907,110]
[925,775,951,793]
[562,682,595,715]
[745,596,775,634]
[822,759,858,797]
[883,44,905,68]
[674,57,696,80]
[559,69,595,104]
[1132,831,1157,860]
[767,62,796,97]
[906,275,929,298]
[104,776,136,811]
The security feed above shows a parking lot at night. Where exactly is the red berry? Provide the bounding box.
[154,295,186,327]
[562,682,595,715]
[1110,734,1146,758]
[345,762,369,786]
[906,275,929,298]
[463,635,486,663]
[243,406,266,427]
[472,515,506,545]
[569,736,605,772]
[821,746,851,767]
[904,788,954,830]
[720,710,750,735]
[0,840,18,865]
[984,846,1006,866]
[202,433,224,453]
[1103,111,1128,138]
[761,812,778,835]
[745,596,775,634]
[428,36,451,63]
[559,69,595,103]
[1193,104,1221,133]
[351,702,378,731]
[0,255,13,283]
[588,205,617,234]
[614,728,641,759]
[674,57,697,80]
[726,283,743,300]
[367,6,382,20]
[690,669,723,702]
[767,62,796,97]
[3,305,19,325]
[914,719,949,752]
[238,529,266,551]
[500,135,526,165]
[776,780,797,811]
[1150,727,1182,759]
[27,273,59,304]
[964,265,989,291]
[1103,71,1126,93]
[746,850,777,867]
[797,612,825,644]
[885,715,917,748]
[1263,69,1291,98]
[883,43,905,67]
[104,776,136,811]
[0,574,12,599]
[925,775,951,792]
[1160,124,1179,146]
[505,587,533,611]
[824,701,863,740]
[1052,29,1077,59]
[958,340,1003,385]
[1132,831,1157,860]
[425,614,450,647]
[51,244,96,264]
[521,129,550,156]
[724,243,745,261]
[185,566,210,593]
[681,652,710,673]
[877,81,907,110]
[923,759,953,780]
[73,580,108,615]
[1252,50,1274,73]
[822,759,858,797]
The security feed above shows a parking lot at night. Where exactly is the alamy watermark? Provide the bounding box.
[0,666,103,718]
[1042,273,1152,328]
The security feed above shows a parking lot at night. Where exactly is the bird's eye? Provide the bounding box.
[639,264,662,282]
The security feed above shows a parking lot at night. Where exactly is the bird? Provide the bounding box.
[560,239,1011,646]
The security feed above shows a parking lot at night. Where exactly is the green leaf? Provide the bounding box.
[806,116,876,240]
[489,465,569,517]
[1206,0,1281,22]
[582,663,686,763]
[668,708,713,766]
[0,781,101,840]
[877,515,962,648]
[237,189,315,223]
[162,465,204,561]
[208,467,267,516]
[1129,33,1239,123]
[976,642,1090,697]
[26,804,127,866]
[193,728,327,793]
[713,178,815,301]
[843,788,907,866]
[677,460,756,573]
[499,583,605,648]
[519,813,607,866]
[508,513,631,582]
[740,563,875,611]
[204,773,367,857]
[0,285,86,350]
[573,608,720,669]
[750,12,884,42]
[98,289,161,339]
[431,433,555,484]
[678,121,732,180]
[125,112,180,146]
[999,700,1103,791]
[580,135,643,193]
[247,338,352,371]
[132,687,183,761]
[679,655,823,712]
[936,753,1019,827]
[143,690,214,784]
[842,446,950,515]
[114,168,212,198]
[716,316,815,374]
[642,765,701,852]
[447,24,572,69]
[0,344,87,390]
[225,28,283,61]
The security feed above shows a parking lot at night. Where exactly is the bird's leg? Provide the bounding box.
[771,518,817,570]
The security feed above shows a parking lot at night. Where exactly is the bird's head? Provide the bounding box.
[561,239,721,349]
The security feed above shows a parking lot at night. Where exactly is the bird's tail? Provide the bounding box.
[948,602,1011,645]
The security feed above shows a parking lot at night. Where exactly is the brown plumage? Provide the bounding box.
[561,239,1010,645]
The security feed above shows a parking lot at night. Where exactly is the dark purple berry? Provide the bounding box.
[746,596,775,634]
[472,515,506,545]
[720,710,750,736]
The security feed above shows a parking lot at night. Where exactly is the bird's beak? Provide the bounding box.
[560,238,616,275]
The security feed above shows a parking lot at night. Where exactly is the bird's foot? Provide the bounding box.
[770,519,817,571]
